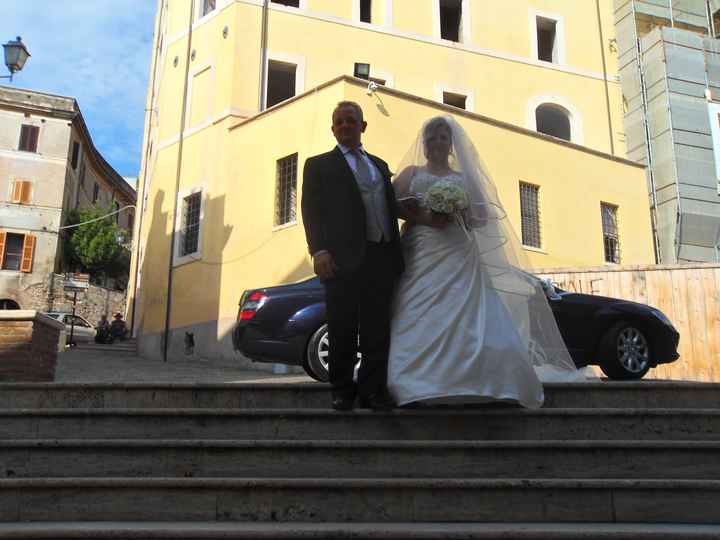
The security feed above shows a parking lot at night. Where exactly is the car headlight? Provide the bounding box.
[651,309,674,328]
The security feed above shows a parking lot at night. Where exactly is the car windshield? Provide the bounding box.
[45,313,63,320]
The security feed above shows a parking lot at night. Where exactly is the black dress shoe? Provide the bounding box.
[331,393,355,411]
[360,391,395,411]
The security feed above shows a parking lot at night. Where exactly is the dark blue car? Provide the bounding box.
[232,275,680,381]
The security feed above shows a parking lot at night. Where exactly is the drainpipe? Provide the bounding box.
[130,0,166,337]
[258,0,270,111]
[596,0,615,156]
[163,0,195,362]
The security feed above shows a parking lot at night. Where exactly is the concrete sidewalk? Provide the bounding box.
[55,349,313,384]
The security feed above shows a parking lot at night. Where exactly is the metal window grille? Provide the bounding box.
[275,153,298,226]
[519,182,541,248]
[601,203,620,263]
[181,192,202,256]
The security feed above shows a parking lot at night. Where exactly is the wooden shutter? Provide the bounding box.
[20,235,35,273]
[20,181,32,204]
[28,126,39,152]
[0,232,5,269]
[11,181,23,203]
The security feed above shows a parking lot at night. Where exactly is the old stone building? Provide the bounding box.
[0,85,136,313]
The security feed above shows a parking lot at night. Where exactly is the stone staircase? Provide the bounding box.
[73,337,138,356]
[0,381,718,538]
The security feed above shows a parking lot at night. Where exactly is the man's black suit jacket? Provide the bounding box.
[301,146,404,276]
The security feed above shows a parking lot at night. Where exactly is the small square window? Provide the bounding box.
[18,125,39,153]
[275,153,298,227]
[443,91,466,110]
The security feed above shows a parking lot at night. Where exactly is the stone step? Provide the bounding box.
[0,408,717,441]
[0,381,717,410]
[0,478,718,523]
[2,439,718,479]
[72,344,137,354]
[1,522,719,539]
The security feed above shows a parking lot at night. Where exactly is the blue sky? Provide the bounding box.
[1,1,157,182]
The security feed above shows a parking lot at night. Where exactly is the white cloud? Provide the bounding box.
[1,1,157,176]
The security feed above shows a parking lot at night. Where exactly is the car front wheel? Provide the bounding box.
[304,324,331,382]
[598,321,652,380]
[303,324,362,383]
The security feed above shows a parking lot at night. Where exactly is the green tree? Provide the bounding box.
[62,207,130,288]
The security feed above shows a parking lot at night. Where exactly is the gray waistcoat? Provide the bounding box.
[354,164,392,242]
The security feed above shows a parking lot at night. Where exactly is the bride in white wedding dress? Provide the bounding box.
[387,116,585,408]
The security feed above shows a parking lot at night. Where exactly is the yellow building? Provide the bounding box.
[129,0,655,363]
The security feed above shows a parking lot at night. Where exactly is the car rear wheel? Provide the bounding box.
[598,321,652,380]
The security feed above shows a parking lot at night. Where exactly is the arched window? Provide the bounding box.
[0,299,20,310]
[535,103,571,141]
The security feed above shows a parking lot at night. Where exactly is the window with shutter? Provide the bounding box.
[1,233,24,271]
[0,232,5,269]
[11,180,32,204]
[20,235,36,273]
[19,125,40,152]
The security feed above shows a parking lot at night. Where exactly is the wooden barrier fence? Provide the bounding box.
[534,263,720,382]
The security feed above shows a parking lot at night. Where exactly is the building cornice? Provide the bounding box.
[229,75,644,170]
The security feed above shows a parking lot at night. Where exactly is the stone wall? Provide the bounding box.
[46,274,127,324]
[0,311,63,381]
[2,273,126,325]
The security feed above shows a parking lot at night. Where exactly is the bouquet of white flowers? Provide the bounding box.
[424,181,469,214]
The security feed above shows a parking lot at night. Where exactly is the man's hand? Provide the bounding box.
[313,252,339,280]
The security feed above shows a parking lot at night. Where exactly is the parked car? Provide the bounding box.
[232,275,680,382]
[45,312,95,344]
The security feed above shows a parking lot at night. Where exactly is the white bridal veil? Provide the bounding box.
[394,116,586,382]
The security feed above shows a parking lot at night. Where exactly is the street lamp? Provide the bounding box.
[2,37,30,82]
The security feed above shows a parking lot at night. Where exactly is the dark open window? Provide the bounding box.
[440,0,462,42]
[71,141,80,169]
[443,91,467,109]
[92,182,99,203]
[535,104,571,141]
[266,60,297,108]
[360,0,372,23]
[536,17,557,62]
[19,125,39,152]
[271,0,300,6]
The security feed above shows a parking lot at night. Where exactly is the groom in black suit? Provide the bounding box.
[301,101,403,411]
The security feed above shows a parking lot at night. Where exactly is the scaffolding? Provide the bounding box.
[615,0,720,262]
